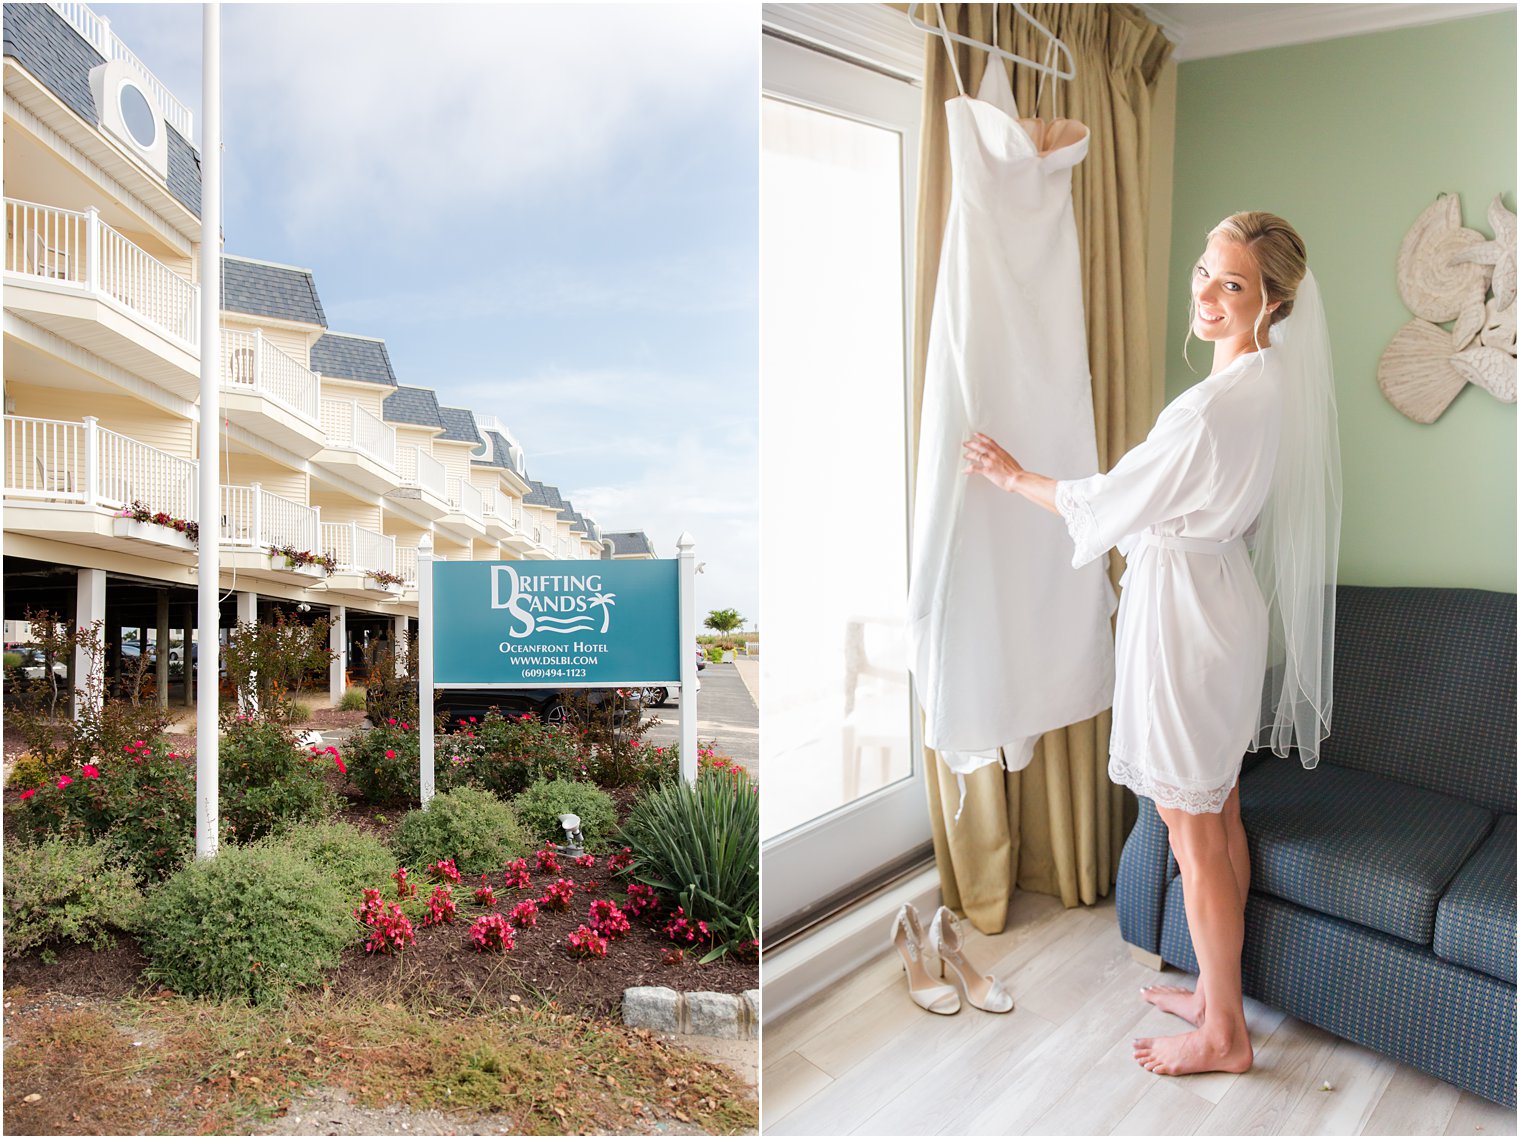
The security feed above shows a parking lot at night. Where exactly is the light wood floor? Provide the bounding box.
[761,891,1517,1135]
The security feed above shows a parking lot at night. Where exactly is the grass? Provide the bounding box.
[3,987,756,1135]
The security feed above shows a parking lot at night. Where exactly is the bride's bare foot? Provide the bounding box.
[1140,984,1206,1026]
[1133,1023,1253,1076]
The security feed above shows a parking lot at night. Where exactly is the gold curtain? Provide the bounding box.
[911,4,1173,934]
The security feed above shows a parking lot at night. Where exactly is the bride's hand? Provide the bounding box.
[962,432,1024,493]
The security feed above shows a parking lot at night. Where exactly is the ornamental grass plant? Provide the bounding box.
[140,844,350,1005]
[618,767,759,958]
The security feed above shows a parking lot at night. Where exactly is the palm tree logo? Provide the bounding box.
[588,592,617,634]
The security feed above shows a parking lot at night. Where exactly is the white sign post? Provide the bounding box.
[677,532,698,784]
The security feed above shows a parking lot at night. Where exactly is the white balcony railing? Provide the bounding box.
[4,415,196,519]
[322,521,396,575]
[396,445,447,500]
[221,328,320,421]
[395,545,446,587]
[5,199,200,347]
[447,477,483,523]
[320,399,396,469]
[221,484,319,553]
[46,3,195,141]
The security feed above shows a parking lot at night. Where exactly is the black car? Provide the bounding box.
[378,686,641,727]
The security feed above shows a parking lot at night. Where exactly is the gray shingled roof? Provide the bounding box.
[560,506,587,535]
[524,480,567,510]
[382,386,445,429]
[311,334,398,386]
[469,429,526,476]
[3,3,201,217]
[222,257,327,326]
[607,531,657,557]
[438,406,481,446]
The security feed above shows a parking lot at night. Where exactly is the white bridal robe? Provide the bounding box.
[1054,347,1283,814]
[907,60,1117,801]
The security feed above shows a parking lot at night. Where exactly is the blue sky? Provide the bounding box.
[96,3,760,626]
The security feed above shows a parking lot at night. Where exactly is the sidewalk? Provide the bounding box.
[733,657,759,703]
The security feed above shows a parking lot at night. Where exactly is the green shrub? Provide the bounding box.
[705,645,725,664]
[345,721,420,804]
[3,651,21,670]
[513,778,619,851]
[220,717,336,843]
[260,820,393,910]
[2,836,143,961]
[140,844,348,1006]
[8,741,196,881]
[392,788,532,876]
[338,687,367,712]
[618,769,759,955]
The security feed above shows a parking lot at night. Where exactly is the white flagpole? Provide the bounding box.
[419,533,435,806]
[195,2,222,860]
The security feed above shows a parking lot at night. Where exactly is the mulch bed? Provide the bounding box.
[332,857,757,1019]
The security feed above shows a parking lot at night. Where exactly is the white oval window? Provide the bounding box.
[118,81,158,149]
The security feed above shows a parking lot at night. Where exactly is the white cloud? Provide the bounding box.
[215,4,756,237]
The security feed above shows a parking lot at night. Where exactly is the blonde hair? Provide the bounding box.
[1184,211,1308,367]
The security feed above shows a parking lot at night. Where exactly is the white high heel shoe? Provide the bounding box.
[929,906,1014,1014]
[890,904,961,1015]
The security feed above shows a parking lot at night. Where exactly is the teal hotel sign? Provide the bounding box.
[432,560,680,687]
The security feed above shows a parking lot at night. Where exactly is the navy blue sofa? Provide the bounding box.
[1117,586,1516,1107]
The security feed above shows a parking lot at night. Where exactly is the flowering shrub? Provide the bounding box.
[607,847,635,873]
[539,878,575,912]
[534,844,561,874]
[391,866,417,899]
[624,882,660,920]
[459,711,586,797]
[344,722,420,804]
[428,858,461,885]
[574,853,597,870]
[507,899,539,930]
[503,858,532,890]
[663,906,711,948]
[469,912,515,952]
[219,717,336,842]
[355,887,416,955]
[422,885,457,927]
[473,882,497,907]
[588,899,631,940]
[10,741,195,881]
[566,924,609,959]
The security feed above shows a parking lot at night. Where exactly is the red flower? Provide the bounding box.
[19,788,36,800]
[335,755,348,775]
[56,775,73,789]
[387,718,397,726]
[80,765,100,779]
[385,749,396,760]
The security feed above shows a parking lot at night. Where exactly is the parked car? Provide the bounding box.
[371,686,642,727]
[6,645,68,681]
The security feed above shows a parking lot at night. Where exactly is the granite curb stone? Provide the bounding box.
[622,987,761,1039]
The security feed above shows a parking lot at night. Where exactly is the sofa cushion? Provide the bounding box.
[1324,586,1515,813]
[1435,815,1517,984]
[1240,759,1494,945]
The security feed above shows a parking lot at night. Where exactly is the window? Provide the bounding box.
[760,21,927,936]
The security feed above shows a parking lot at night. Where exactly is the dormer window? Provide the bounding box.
[89,59,170,181]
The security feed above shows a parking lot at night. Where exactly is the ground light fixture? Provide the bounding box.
[558,813,585,858]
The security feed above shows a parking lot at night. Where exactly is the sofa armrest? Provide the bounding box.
[1117,795,1173,954]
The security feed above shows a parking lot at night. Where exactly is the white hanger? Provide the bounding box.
[907,3,1076,82]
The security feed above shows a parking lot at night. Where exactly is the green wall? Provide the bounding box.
[1166,12,1516,592]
